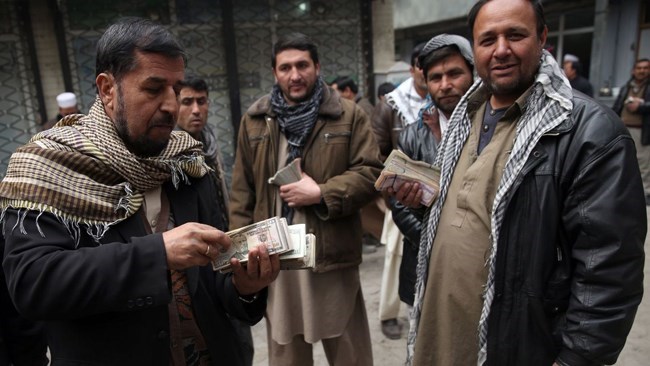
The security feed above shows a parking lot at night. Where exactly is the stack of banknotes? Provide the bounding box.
[374,149,441,207]
[268,158,302,185]
[212,216,316,272]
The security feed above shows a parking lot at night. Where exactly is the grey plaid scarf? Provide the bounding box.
[406,50,573,365]
[270,78,324,165]
[0,97,209,244]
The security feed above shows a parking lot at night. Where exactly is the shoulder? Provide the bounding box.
[245,94,272,118]
[568,94,629,144]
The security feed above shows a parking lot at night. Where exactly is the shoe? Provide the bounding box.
[381,318,402,340]
[362,243,378,254]
[362,233,381,246]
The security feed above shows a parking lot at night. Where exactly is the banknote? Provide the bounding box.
[212,217,316,272]
[375,149,441,207]
[268,158,302,186]
[212,216,292,271]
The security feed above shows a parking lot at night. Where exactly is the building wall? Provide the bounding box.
[393,0,475,30]
[30,0,64,120]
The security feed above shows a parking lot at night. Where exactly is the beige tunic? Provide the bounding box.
[267,135,360,345]
[413,101,519,366]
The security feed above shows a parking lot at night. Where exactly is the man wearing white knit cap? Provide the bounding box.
[42,92,80,130]
[562,53,594,97]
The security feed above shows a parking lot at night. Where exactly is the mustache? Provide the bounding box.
[150,113,175,127]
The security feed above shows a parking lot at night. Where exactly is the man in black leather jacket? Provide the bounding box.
[389,34,475,306]
[396,1,646,365]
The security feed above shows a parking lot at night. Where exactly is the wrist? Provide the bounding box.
[238,291,259,303]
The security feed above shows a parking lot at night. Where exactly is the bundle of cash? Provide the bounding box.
[212,216,317,272]
[374,149,441,207]
[268,158,302,185]
[278,223,316,270]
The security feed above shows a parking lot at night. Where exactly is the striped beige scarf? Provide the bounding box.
[0,97,209,243]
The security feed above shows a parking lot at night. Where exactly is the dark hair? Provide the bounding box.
[96,17,186,80]
[180,74,209,95]
[468,0,546,39]
[636,58,650,66]
[377,82,396,98]
[411,42,426,67]
[334,76,358,94]
[421,45,474,80]
[272,32,319,68]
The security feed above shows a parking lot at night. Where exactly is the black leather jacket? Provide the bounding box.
[390,122,438,305]
[485,93,646,366]
[612,79,650,145]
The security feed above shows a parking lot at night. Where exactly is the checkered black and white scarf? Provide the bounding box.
[406,50,573,365]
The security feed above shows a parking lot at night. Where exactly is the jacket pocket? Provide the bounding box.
[323,131,351,144]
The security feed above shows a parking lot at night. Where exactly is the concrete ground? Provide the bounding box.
[251,209,650,365]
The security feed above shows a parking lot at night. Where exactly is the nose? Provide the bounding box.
[161,87,179,115]
[494,36,510,59]
[440,75,453,91]
[191,100,201,115]
[289,67,301,82]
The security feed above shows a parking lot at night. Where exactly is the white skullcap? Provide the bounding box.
[563,54,579,63]
[56,92,77,108]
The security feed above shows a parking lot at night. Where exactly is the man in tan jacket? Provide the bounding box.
[229,32,383,365]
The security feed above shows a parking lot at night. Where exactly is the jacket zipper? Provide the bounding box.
[323,131,351,143]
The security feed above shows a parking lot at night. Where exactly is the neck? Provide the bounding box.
[415,85,427,99]
[489,94,517,110]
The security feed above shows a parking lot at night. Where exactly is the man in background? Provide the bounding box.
[230,32,381,365]
[42,91,80,130]
[613,58,650,204]
[176,75,255,366]
[389,33,474,313]
[562,53,594,97]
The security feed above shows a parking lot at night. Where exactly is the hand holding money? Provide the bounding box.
[231,244,280,296]
[163,222,231,270]
[375,149,441,207]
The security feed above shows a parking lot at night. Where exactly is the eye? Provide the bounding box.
[181,98,193,106]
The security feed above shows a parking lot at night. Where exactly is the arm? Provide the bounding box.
[557,116,645,365]
[316,104,383,220]
[371,101,398,161]
[2,210,172,320]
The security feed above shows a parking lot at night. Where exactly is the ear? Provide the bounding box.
[539,25,548,49]
[314,62,321,77]
[96,72,116,116]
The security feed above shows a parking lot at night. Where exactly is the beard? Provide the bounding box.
[114,85,171,157]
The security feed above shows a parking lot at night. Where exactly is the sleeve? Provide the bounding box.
[2,210,171,320]
[389,126,425,245]
[0,249,48,365]
[229,116,257,230]
[371,101,397,161]
[317,104,384,220]
[556,112,646,366]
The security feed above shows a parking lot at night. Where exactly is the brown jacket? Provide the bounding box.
[370,100,403,161]
[229,85,383,273]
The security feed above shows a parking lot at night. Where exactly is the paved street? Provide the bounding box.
[252,208,650,365]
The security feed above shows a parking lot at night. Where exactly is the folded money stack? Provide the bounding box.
[212,216,316,272]
[374,149,441,207]
[268,158,302,185]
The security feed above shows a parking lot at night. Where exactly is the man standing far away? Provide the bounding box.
[333,76,375,118]
[371,42,428,340]
[562,53,594,97]
[42,91,81,130]
[229,32,382,366]
[176,75,255,366]
[395,1,646,365]
[0,17,280,366]
[613,58,650,204]
[388,33,474,313]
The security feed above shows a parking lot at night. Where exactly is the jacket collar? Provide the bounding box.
[246,80,343,120]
